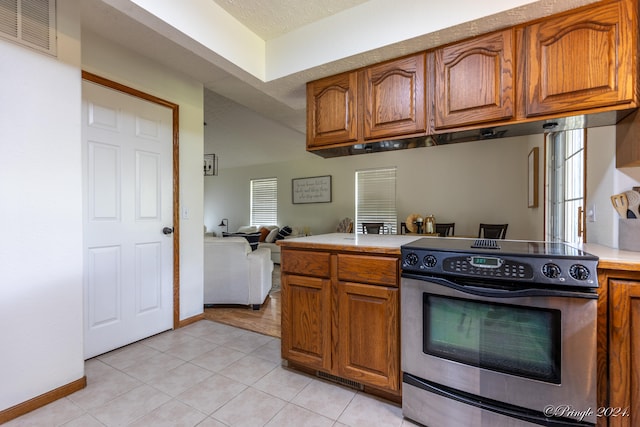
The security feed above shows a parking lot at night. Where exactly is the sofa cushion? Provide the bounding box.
[206,236,251,254]
[223,231,262,250]
[265,227,279,243]
[237,225,259,233]
[275,225,292,241]
[258,227,270,242]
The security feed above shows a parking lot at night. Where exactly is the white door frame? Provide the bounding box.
[82,70,181,329]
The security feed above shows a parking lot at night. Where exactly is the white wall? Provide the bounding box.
[586,126,640,247]
[205,122,640,248]
[0,3,207,413]
[0,0,84,411]
[81,30,205,321]
[205,134,545,241]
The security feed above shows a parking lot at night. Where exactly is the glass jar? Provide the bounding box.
[424,215,435,234]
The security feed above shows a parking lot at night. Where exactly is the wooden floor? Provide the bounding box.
[203,266,281,338]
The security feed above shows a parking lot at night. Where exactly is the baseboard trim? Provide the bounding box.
[177,313,205,328]
[0,376,87,424]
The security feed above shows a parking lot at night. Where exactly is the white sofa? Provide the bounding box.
[257,225,283,264]
[227,225,305,264]
[204,236,273,309]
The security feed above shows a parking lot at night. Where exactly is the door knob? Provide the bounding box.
[162,227,174,235]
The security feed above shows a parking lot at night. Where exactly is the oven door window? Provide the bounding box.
[423,293,561,384]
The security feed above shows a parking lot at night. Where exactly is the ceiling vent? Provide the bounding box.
[0,0,56,56]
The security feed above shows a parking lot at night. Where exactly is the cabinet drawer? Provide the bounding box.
[337,254,398,287]
[282,250,331,278]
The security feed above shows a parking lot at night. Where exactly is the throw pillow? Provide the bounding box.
[258,227,270,242]
[275,225,292,241]
[265,228,279,243]
[243,232,261,251]
[222,231,262,250]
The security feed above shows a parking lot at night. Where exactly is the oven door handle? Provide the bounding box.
[405,274,598,300]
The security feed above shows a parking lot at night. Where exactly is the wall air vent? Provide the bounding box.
[0,0,56,56]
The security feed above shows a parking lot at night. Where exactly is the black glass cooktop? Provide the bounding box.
[402,237,597,260]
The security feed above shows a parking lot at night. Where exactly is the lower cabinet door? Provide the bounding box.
[336,281,399,391]
[609,279,640,427]
[281,274,332,371]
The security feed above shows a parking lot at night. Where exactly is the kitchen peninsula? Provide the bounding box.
[278,233,417,400]
[279,234,640,425]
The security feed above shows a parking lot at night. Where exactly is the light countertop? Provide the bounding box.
[278,233,640,270]
[580,243,640,271]
[277,233,420,254]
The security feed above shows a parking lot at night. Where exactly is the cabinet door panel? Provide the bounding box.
[435,30,514,128]
[307,72,359,148]
[281,274,332,371]
[525,1,635,116]
[337,281,399,390]
[364,53,426,139]
[609,279,640,427]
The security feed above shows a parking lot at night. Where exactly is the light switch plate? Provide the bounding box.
[586,204,596,222]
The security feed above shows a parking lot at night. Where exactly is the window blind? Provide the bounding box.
[355,167,397,234]
[251,177,278,226]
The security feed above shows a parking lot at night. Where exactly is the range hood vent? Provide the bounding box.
[309,136,436,158]
[308,109,636,158]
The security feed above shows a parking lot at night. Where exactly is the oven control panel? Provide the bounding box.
[442,255,534,279]
[402,250,597,287]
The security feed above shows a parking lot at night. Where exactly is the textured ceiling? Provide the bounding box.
[82,0,600,168]
[212,0,369,40]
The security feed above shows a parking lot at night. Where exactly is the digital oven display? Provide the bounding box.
[470,256,503,268]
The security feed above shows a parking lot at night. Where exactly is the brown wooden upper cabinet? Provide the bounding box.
[434,29,514,129]
[306,71,359,148]
[306,0,638,153]
[363,53,426,140]
[306,53,426,149]
[524,0,636,117]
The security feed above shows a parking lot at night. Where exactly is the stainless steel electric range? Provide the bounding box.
[400,237,599,427]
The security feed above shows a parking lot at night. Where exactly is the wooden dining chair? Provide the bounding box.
[478,223,508,239]
[435,222,455,237]
[362,222,384,234]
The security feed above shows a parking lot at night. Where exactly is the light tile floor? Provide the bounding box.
[6,320,419,427]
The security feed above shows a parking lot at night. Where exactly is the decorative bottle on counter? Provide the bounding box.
[424,215,435,234]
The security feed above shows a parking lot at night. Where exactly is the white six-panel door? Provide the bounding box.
[82,80,174,359]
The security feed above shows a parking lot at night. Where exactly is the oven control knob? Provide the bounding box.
[423,255,437,268]
[542,263,561,279]
[404,252,419,266]
[570,264,590,281]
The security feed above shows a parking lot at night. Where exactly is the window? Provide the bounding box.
[355,167,397,234]
[250,178,277,226]
[545,129,585,244]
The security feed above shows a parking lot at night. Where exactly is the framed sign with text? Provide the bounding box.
[292,175,332,204]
